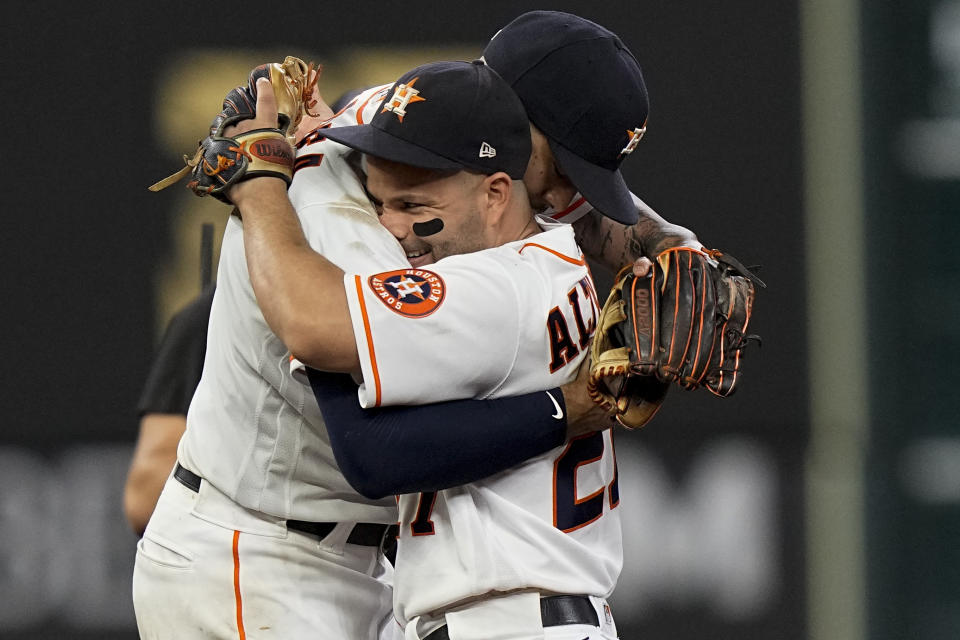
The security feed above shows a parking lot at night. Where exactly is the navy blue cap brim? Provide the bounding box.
[548,139,639,225]
[321,125,466,172]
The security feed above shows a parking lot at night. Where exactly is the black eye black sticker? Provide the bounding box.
[412,218,444,237]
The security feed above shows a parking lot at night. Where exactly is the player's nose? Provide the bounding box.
[377,208,411,241]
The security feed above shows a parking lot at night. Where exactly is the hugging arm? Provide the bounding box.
[308,370,606,498]
[573,199,701,272]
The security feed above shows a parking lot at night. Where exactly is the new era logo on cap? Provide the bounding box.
[479,142,497,158]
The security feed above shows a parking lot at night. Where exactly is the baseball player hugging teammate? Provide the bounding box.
[228,56,620,640]
[136,10,759,640]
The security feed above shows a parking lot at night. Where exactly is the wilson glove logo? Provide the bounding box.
[249,139,293,162]
[368,268,445,317]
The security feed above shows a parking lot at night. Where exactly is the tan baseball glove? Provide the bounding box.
[149,56,318,202]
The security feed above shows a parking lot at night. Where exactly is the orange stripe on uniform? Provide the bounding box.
[328,96,360,122]
[519,242,587,266]
[356,85,389,125]
[232,530,246,640]
[354,275,383,407]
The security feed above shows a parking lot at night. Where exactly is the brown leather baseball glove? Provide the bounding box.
[587,247,764,428]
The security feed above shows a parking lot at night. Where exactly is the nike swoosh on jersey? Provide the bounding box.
[546,391,563,419]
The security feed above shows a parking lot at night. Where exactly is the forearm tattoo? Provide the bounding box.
[574,206,700,273]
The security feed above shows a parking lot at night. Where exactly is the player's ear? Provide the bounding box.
[481,171,513,219]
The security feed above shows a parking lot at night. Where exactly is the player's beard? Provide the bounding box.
[426,203,487,263]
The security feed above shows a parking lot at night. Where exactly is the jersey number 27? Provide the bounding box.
[408,431,618,535]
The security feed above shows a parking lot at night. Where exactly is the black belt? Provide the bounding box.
[174,463,398,551]
[422,595,600,640]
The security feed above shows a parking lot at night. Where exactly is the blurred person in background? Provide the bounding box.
[123,285,215,536]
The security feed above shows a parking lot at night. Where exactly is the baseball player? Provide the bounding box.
[134,12,699,640]
[222,17,713,640]
[228,58,620,640]
[123,89,364,538]
[132,66,611,640]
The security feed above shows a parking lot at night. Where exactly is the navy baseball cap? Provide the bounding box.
[482,11,649,224]
[321,60,531,179]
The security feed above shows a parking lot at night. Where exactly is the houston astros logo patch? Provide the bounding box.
[368,268,445,317]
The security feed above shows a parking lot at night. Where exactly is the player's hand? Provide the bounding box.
[632,256,653,277]
[561,358,616,438]
[228,72,331,144]
[224,77,290,205]
[224,77,281,138]
[295,110,331,144]
[295,66,334,143]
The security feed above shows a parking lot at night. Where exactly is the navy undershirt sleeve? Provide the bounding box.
[307,369,568,499]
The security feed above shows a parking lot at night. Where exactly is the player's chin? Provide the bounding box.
[407,251,434,267]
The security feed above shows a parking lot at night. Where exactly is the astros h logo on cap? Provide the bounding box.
[619,125,647,158]
[381,77,426,122]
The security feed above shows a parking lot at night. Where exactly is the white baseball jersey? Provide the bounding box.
[178,84,406,523]
[137,85,408,640]
[342,224,623,628]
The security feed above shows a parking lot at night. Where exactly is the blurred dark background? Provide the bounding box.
[2,0,957,638]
